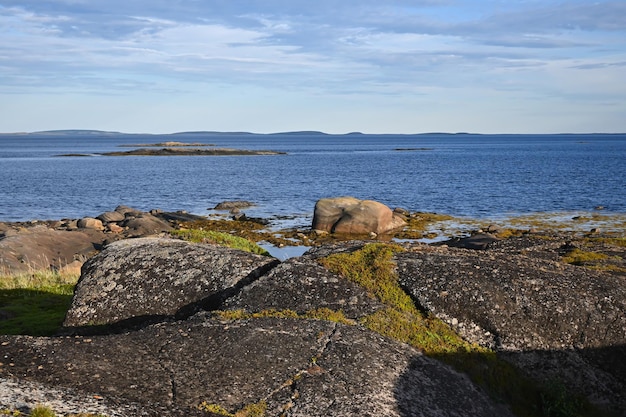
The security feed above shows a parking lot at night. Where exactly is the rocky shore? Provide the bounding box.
[0,202,624,416]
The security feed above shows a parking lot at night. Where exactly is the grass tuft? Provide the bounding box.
[29,406,56,417]
[0,269,79,336]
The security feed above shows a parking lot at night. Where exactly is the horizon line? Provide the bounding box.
[2,129,626,136]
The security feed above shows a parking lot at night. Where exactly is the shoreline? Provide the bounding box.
[3,208,625,234]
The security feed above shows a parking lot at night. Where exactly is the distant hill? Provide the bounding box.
[31,130,125,135]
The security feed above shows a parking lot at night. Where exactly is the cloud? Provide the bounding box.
[0,1,625,132]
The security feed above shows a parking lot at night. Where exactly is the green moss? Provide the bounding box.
[198,400,267,417]
[562,249,608,266]
[198,403,232,416]
[179,219,299,248]
[589,237,626,247]
[319,244,478,356]
[540,379,584,417]
[394,212,456,239]
[171,229,270,256]
[214,308,354,325]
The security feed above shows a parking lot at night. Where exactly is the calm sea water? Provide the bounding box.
[1,132,625,227]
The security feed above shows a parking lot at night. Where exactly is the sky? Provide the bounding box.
[1,1,625,134]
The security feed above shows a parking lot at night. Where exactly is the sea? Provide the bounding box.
[1,131,625,231]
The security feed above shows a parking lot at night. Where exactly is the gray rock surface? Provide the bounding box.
[395,245,626,351]
[96,211,126,223]
[0,315,513,417]
[63,238,279,328]
[223,256,386,319]
[395,242,626,412]
[2,231,625,416]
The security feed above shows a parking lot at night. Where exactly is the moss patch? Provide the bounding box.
[562,248,609,266]
[214,308,355,326]
[198,400,267,417]
[171,229,270,256]
[319,244,478,356]
[178,219,298,247]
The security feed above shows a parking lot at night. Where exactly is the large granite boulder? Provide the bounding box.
[312,196,406,235]
[395,245,626,351]
[77,217,104,231]
[63,238,279,328]
[395,240,626,412]
[0,315,513,417]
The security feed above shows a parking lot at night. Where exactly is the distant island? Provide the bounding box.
[57,145,285,157]
[100,147,285,156]
[118,141,216,147]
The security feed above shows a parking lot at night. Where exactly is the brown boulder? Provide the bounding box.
[312,197,406,235]
[121,213,173,237]
[77,217,104,231]
[0,225,104,273]
[96,211,126,223]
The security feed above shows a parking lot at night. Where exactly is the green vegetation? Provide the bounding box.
[178,219,298,247]
[198,400,267,417]
[320,243,473,355]
[562,248,608,266]
[0,269,79,336]
[29,406,57,417]
[214,307,355,326]
[394,212,456,240]
[319,243,601,417]
[0,406,108,417]
[171,229,270,256]
[540,379,584,417]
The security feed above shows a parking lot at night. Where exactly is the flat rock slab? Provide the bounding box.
[0,315,513,417]
[0,226,105,273]
[223,257,386,319]
[63,238,279,328]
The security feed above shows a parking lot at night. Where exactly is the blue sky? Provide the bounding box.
[1,1,625,134]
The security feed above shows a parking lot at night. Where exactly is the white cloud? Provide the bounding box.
[0,1,625,132]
